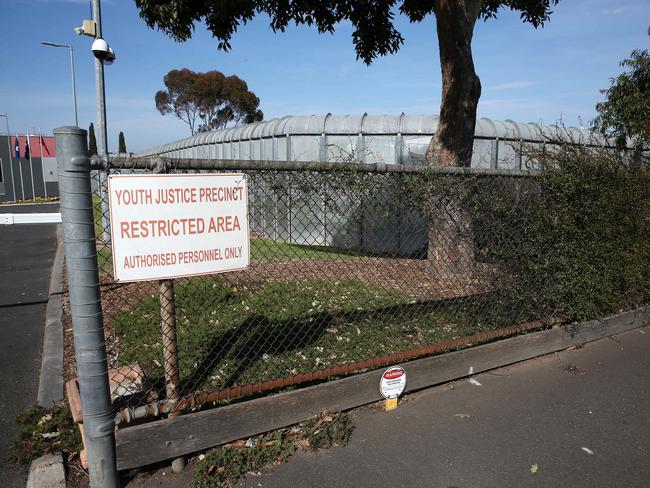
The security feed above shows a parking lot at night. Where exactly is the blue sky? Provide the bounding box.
[0,0,648,152]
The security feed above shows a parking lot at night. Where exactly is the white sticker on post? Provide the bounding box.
[108,173,250,282]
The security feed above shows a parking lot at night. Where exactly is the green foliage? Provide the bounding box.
[192,431,296,488]
[134,0,558,64]
[192,412,353,487]
[88,122,97,155]
[593,49,650,150]
[155,69,263,135]
[301,412,354,451]
[511,143,650,321]
[118,131,127,153]
[136,0,558,167]
[12,404,82,464]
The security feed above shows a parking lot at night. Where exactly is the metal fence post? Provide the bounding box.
[55,126,120,488]
[100,171,112,244]
[160,279,181,401]
[160,276,185,477]
[154,158,185,473]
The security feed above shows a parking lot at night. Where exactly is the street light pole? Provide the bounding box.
[92,0,112,244]
[92,0,108,159]
[70,45,78,127]
[41,42,79,126]
[0,114,17,201]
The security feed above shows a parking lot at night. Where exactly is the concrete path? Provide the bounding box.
[0,204,59,488]
[127,324,650,488]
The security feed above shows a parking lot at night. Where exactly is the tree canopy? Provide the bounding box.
[118,131,127,153]
[593,49,650,150]
[137,0,558,166]
[155,69,263,135]
[88,123,97,155]
[135,1,558,64]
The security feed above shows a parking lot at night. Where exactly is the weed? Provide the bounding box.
[12,404,82,464]
[300,412,354,451]
[192,431,296,488]
[192,412,354,487]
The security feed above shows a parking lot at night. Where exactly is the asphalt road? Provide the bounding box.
[129,324,650,488]
[0,203,59,488]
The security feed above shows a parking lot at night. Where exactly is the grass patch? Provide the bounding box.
[95,238,365,277]
[250,239,364,262]
[12,404,82,464]
[112,277,508,394]
[192,412,353,487]
[299,411,354,451]
[192,431,296,488]
[92,195,104,239]
[97,246,113,275]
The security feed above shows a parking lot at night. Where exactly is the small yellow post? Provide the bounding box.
[385,398,398,411]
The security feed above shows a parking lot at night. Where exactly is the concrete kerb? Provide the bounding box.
[37,224,65,406]
[26,454,66,488]
[28,224,67,488]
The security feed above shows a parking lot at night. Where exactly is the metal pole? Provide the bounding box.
[17,135,25,201]
[160,279,181,401]
[0,115,16,201]
[70,45,79,127]
[27,132,36,200]
[92,0,111,244]
[41,42,78,126]
[154,157,185,472]
[160,279,185,473]
[55,126,120,488]
[39,128,48,199]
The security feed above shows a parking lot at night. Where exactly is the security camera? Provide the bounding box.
[74,27,85,36]
[91,38,110,60]
[104,47,116,65]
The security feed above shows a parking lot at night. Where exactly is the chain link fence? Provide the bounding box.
[77,153,648,423]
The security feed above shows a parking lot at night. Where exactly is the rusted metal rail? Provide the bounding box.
[115,317,556,425]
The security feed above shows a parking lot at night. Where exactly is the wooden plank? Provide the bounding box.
[115,306,649,470]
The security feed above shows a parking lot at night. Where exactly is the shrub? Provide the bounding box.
[512,143,650,321]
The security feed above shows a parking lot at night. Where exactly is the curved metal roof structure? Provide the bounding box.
[138,114,608,169]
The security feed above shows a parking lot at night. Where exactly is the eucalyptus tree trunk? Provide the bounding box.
[426,0,483,279]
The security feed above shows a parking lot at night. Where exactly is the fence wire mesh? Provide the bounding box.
[83,156,647,421]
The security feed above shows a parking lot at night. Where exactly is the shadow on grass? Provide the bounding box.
[180,292,514,396]
[110,273,536,402]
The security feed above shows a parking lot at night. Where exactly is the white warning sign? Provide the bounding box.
[108,173,250,282]
[379,366,407,399]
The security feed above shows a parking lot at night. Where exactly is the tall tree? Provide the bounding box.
[88,123,97,155]
[155,69,263,135]
[136,0,558,166]
[118,131,127,153]
[136,0,558,277]
[155,69,201,135]
[593,49,650,151]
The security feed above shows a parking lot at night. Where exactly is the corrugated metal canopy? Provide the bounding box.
[137,114,618,157]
